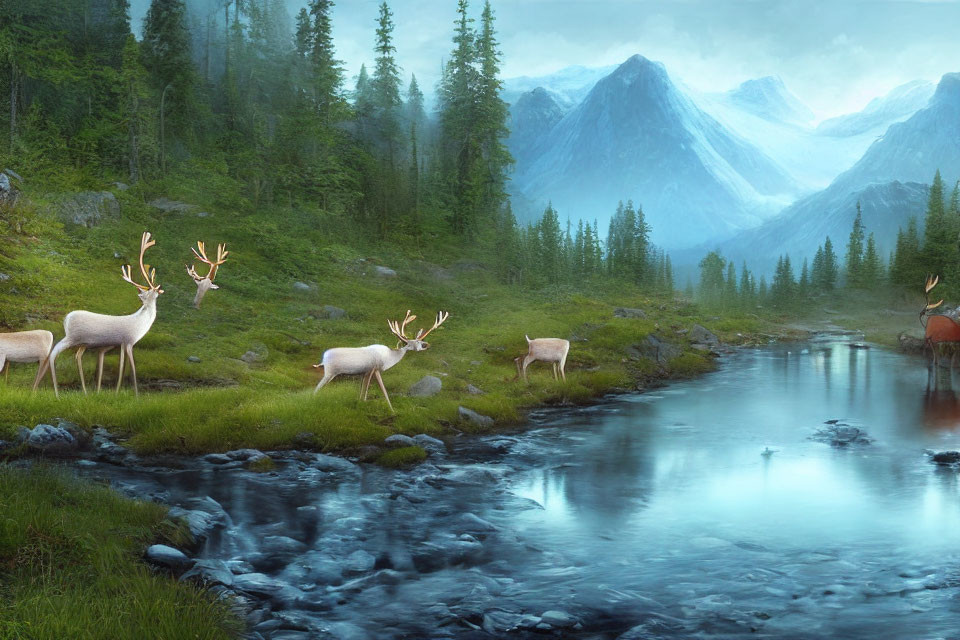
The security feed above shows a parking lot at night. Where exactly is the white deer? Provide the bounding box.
[48,232,164,398]
[0,330,54,390]
[186,241,228,309]
[312,310,449,412]
[514,335,570,382]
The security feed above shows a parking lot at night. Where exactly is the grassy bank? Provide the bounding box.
[0,464,241,639]
[0,177,776,458]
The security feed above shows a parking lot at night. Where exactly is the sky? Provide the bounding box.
[130,0,960,120]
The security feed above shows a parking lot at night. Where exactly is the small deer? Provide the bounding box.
[186,241,228,309]
[48,232,164,398]
[513,335,570,382]
[312,310,449,412]
[0,330,54,390]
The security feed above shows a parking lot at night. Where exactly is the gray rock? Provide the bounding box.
[457,512,497,534]
[690,324,719,345]
[384,434,416,448]
[466,384,485,395]
[26,424,77,455]
[540,610,578,628]
[313,453,358,473]
[263,535,307,555]
[614,307,647,319]
[0,273,9,282]
[187,356,201,363]
[458,406,494,428]
[413,433,446,454]
[111,181,129,191]
[225,448,266,462]
[148,197,198,215]
[315,305,346,319]
[932,451,960,465]
[3,168,22,181]
[292,281,313,292]
[810,422,872,447]
[409,375,442,397]
[204,453,232,464]
[180,559,234,587]
[627,334,682,366]
[168,507,220,542]
[374,266,397,277]
[233,572,289,597]
[146,544,193,572]
[15,426,31,443]
[53,191,119,227]
[343,549,376,574]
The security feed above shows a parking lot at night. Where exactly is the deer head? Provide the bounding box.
[388,310,449,351]
[921,274,944,327]
[186,241,228,308]
[120,232,163,304]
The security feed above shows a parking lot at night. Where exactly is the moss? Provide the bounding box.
[668,352,716,377]
[246,455,276,472]
[376,446,427,468]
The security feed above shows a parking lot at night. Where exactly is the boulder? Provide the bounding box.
[413,433,446,454]
[233,572,289,598]
[25,424,77,455]
[456,512,497,534]
[262,536,308,556]
[690,324,719,345]
[627,335,682,366]
[180,559,234,587]
[614,307,646,319]
[204,453,233,464]
[409,375,442,397]
[932,451,960,465]
[146,544,193,572]
[810,422,872,447]
[148,197,198,215]
[343,549,376,574]
[458,406,494,428]
[466,384,485,395]
[540,610,578,628]
[374,265,397,277]
[313,453,358,473]
[225,448,266,462]
[310,305,346,320]
[240,345,268,364]
[54,191,119,227]
[187,355,201,363]
[384,434,416,448]
[292,281,314,292]
[0,273,9,282]
[168,507,220,542]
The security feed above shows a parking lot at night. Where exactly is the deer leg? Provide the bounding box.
[361,370,375,401]
[32,355,49,391]
[373,370,394,413]
[75,346,88,395]
[96,348,107,393]
[125,344,138,396]
[522,355,534,382]
[2,359,8,384]
[559,353,568,381]
[313,372,336,394]
[116,348,125,393]
[552,362,558,380]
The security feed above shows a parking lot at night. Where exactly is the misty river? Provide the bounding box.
[79,334,960,639]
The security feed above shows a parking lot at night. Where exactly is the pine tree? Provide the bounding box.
[698,251,726,305]
[822,236,838,291]
[811,245,825,291]
[308,0,343,122]
[663,255,673,293]
[406,75,424,132]
[922,169,954,281]
[371,1,402,160]
[862,232,882,289]
[294,7,312,57]
[798,258,810,298]
[845,204,865,288]
[891,217,922,287]
[142,0,196,142]
[474,0,512,220]
[724,261,738,305]
[739,262,753,308]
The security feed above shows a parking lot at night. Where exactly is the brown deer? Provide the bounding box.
[312,310,449,412]
[48,232,164,397]
[920,274,960,370]
[186,241,228,309]
[513,335,570,382]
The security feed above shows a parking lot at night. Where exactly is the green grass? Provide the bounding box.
[0,177,778,457]
[0,464,241,639]
[376,446,428,468]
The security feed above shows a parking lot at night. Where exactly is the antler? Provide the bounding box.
[190,241,229,281]
[387,310,417,344]
[921,274,944,327]
[121,232,160,291]
[416,311,450,341]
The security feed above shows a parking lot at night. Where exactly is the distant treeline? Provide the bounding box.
[698,169,960,309]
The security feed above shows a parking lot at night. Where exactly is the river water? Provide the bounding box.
[83,336,960,639]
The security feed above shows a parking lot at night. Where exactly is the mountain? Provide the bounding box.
[726,76,814,125]
[508,87,571,168]
[503,65,614,108]
[817,80,936,138]
[510,55,800,249]
[696,72,960,273]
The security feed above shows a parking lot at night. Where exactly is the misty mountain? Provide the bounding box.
[508,88,571,168]
[510,55,800,249]
[502,65,614,108]
[817,80,935,138]
[726,76,814,125]
[693,72,960,273]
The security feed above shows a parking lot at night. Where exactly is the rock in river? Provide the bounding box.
[810,421,872,446]
[25,424,77,455]
[458,406,494,428]
[931,451,960,465]
[146,544,193,572]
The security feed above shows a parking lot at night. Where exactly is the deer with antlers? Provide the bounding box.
[513,335,570,382]
[312,310,449,412]
[186,241,229,309]
[47,232,164,398]
[920,274,960,371]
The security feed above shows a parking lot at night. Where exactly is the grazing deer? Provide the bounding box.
[513,335,570,382]
[0,330,54,390]
[186,241,228,309]
[312,310,449,412]
[48,232,164,398]
[920,274,960,371]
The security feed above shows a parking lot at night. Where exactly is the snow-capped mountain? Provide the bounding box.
[509,55,800,249]
[502,65,614,108]
[726,76,814,125]
[695,72,960,272]
[817,80,935,138]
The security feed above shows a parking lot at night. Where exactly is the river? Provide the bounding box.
[79,335,960,639]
